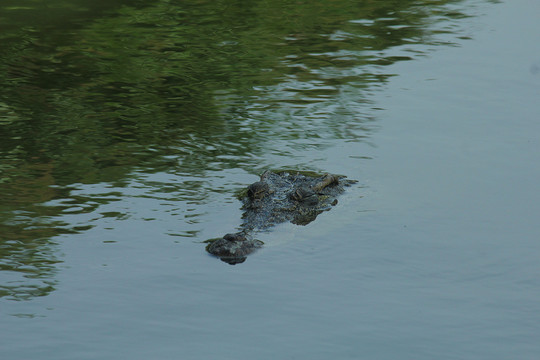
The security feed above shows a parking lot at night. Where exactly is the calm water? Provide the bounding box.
[1,0,539,359]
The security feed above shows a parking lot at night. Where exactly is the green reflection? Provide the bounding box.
[0,0,490,300]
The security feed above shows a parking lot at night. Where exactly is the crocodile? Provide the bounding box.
[206,170,356,264]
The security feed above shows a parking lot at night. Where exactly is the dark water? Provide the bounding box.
[1,0,539,359]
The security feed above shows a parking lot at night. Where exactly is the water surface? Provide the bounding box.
[1,0,539,359]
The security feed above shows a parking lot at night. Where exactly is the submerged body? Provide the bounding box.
[206,170,356,264]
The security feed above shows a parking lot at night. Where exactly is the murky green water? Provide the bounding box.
[1,0,539,359]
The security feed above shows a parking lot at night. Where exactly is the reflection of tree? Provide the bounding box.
[1,0,479,182]
[0,226,59,301]
[0,161,62,301]
[0,0,487,300]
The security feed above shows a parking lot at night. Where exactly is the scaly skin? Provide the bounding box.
[206,171,356,264]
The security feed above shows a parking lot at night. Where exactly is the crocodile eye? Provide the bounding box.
[290,187,318,205]
[247,182,268,200]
